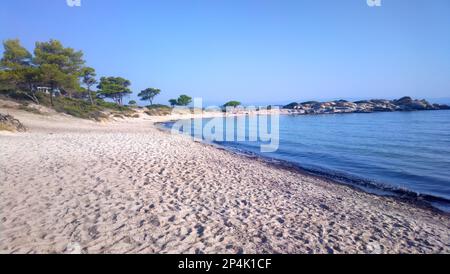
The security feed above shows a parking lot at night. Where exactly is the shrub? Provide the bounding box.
[145,104,172,116]
[146,104,171,109]
[95,99,130,111]
[0,113,26,132]
[2,91,135,120]
[18,104,43,115]
[0,123,14,131]
[36,95,121,120]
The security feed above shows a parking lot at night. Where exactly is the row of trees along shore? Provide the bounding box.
[0,39,155,107]
[0,39,243,114]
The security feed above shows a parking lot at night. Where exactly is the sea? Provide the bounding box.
[162,110,450,212]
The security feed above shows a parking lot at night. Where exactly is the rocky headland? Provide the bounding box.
[283,96,450,115]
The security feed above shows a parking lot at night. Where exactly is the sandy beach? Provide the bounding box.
[0,107,449,254]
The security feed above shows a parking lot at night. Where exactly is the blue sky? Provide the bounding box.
[1,0,449,105]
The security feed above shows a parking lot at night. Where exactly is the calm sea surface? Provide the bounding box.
[163,110,450,211]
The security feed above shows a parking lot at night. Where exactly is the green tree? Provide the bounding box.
[34,39,85,98]
[80,67,97,105]
[1,67,42,104]
[0,70,10,90]
[176,94,192,106]
[138,88,160,105]
[34,39,84,74]
[39,64,67,106]
[128,100,137,106]
[1,39,32,69]
[18,67,42,104]
[0,40,41,104]
[168,99,178,107]
[96,76,132,105]
[223,101,241,108]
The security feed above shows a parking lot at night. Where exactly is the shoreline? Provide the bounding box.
[1,107,449,254]
[155,119,450,215]
[156,112,450,214]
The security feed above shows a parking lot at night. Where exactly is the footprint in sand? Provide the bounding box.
[194,224,205,237]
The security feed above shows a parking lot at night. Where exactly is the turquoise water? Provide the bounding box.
[164,110,450,211]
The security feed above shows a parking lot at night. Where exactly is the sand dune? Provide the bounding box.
[0,108,448,254]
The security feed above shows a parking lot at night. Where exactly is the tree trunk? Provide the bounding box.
[33,93,40,105]
[26,83,40,104]
[25,93,39,105]
[50,84,54,106]
[88,87,94,105]
[114,95,121,106]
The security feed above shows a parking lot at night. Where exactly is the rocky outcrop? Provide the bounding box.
[0,113,26,132]
[435,104,450,110]
[283,102,300,109]
[394,97,446,111]
[283,97,450,114]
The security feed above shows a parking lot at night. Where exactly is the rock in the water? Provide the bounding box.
[437,104,450,110]
[283,96,448,114]
[0,113,26,132]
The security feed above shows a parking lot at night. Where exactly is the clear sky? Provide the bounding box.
[1,0,449,105]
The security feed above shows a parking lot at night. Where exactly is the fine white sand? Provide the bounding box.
[0,107,449,254]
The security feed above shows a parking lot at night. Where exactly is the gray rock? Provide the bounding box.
[283,97,447,114]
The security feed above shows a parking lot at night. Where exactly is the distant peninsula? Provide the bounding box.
[282,96,450,115]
